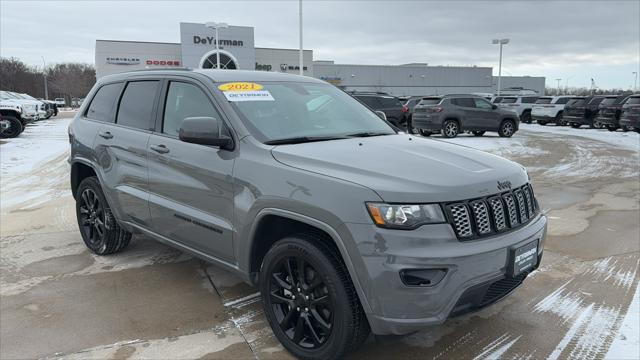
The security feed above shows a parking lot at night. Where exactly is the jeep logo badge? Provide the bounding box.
[497,180,512,191]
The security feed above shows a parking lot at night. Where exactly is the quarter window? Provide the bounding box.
[163,82,221,136]
[116,81,160,130]
[86,83,123,122]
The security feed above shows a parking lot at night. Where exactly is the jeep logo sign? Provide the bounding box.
[193,35,243,47]
[497,180,512,191]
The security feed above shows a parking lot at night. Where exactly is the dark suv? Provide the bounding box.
[412,95,520,138]
[68,70,545,359]
[352,92,407,128]
[595,94,632,131]
[619,94,640,133]
[564,95,608,128]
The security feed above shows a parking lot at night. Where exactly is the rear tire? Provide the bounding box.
[259,234,370,360]
[472,131,485,136]
[570,123,582,128]
[0,116,23,138]
[521,111,532,124]
[418,129,432,137]
[498,120,516,138]
[442,119,459,138]
[538,121,547,126]
[556,112,565,126]
[75,177,131,255]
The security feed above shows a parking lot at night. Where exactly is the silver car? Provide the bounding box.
[68,69,546,360]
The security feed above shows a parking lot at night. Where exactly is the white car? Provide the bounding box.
[0,91,39,122]
[495,95,539,123]
[54,98,65,107]
[13,93,48,119]
[531,96,573,126]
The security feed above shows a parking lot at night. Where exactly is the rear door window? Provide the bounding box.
[500,97,517,104]
[116,81,160,130]
[85,82,123,122]
[535,98,552,104]
[379,96,401,108]
[418,98,441,105]
[474,98,493,109]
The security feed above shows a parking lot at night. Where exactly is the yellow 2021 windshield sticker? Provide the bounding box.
[218,82,264,92]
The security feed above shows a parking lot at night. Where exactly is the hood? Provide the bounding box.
[271,134,529,203]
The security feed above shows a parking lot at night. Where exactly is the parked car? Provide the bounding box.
[495,96,539,123]
[412,94,520,138]
[594,94,632,131]
[563,95,608,128]
[403,96,425,133]
[351,92,407,128]
[69,69,545,359]
[619,94,640,133]
[0,101,24,138]
[54,98,65,107]
[0,91,40,125]
[531,96,573,126]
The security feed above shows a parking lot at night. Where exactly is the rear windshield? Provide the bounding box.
[555,97,571,104]
[626,97,640,105]
[535,98,552,104]
[418,98,441,105]
[500,97,517,104]
[588,97,605,105]
[567,98,585,106]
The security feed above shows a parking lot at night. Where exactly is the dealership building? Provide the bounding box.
[95,22,545,96]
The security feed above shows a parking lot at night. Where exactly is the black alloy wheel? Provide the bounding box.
[78,188,107,250]
[269,256,333,349]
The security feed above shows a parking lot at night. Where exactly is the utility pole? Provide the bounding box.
[492,38,509,96]
[42,56,48,100]
[299,0,304,76]
[555,78,561,95]
[633,71,638,92]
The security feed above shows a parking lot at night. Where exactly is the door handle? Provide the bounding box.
[98,131,113,139]
[150,144,170,154]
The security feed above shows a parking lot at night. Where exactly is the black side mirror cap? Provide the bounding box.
[492,104,498,110]
[179,116,233,150]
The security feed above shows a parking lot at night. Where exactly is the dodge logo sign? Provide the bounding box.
[146,60,181,66]
[497,180,512,191]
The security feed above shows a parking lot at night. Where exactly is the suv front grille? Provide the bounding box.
[446,184,538,240]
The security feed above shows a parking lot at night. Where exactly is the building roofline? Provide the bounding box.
[254,47,312,52]
[96,39,180,46]
[313,62,492,69]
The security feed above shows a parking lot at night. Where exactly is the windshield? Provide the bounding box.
[1,91,20,100]
[221,82,396,143]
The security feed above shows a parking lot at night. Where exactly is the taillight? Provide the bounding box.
[433,107,443,113]
[402,105,409,113]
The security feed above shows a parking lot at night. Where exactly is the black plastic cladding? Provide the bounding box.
[445,184,539,241]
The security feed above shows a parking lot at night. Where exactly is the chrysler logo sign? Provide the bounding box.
[106,57,140,65]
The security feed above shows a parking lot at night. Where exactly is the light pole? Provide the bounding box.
[205,22,229,69]
[633,71,638,92]
[42,56,48,100]
[299,0,304,75]
[555,78,561,95]
[492,38,509,96]
[564,75,575,94]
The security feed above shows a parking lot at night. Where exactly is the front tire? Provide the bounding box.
[442,119,459,138]
[498,120,516,137]
[0,116,23,138]
[521,111,532,124]
[75,177,131,255]
[418,129,432,137]
[472,131,485,136]
[259,235,370,360]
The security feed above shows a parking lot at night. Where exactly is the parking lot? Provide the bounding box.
[0,116,638,359]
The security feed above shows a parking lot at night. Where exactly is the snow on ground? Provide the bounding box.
[1,118,72,209]
[605,285,640,359]
[519,123,640,151]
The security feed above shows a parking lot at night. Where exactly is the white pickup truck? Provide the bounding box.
[494,96,539,123]
[531,96,573,126]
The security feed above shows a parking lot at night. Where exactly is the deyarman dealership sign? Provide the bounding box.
[192,36,244,47]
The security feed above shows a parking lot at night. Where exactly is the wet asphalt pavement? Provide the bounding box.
[1,119,638,359]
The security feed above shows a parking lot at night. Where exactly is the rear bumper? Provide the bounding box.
[595,115,618,126]
[412,115,443,131]
[620,116,640,128]
[347,214,547,335]
[532,115,556,123]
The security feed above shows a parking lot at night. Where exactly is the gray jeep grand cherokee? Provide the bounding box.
[68,69,546,360]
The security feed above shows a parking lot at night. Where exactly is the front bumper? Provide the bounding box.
[345,214,547,335]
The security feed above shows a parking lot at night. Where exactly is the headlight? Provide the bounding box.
[366,203,446,229]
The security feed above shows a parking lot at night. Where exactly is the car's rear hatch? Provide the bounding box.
[598,96,626,118]
[413,97,443,119]
[564,98,587,117]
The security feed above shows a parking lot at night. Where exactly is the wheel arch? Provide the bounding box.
[70,160,98,199]
[0,109,22,120]
[245,208,373,314]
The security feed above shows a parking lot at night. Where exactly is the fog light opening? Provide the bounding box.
[400,268,447,287]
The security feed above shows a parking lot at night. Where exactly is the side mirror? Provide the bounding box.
[375,110,387,120]
[179,116,233,150]
[492,104,498,110]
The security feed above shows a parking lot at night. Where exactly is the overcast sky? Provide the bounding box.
[1,0,638,89]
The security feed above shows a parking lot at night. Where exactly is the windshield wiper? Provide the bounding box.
[345,131,393,138]
[264,135,348,145]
